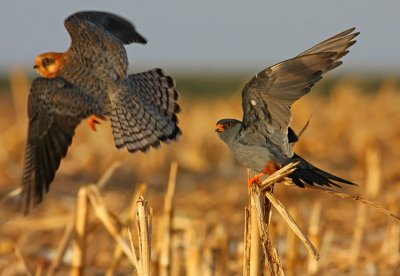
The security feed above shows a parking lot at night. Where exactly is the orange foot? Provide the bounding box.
[248,173,263,187]
[248,161,281,187]
[88,114,106,132]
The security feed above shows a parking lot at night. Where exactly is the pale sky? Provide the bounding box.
[0,1,399,74]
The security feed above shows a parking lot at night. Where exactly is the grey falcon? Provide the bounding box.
[22,11,181,213]
[215,28,358,187]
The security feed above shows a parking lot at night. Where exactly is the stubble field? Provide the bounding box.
[0,69,399,275]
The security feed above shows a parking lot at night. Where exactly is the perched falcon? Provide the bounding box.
[22,11,181,212]
[215,28,358,188]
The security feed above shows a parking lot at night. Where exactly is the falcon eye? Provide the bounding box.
[224,122,231,127]
[42,58,52,66]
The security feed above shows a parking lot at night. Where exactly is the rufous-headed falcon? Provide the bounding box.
[22,11,181,212]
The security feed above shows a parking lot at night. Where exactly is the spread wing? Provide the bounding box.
[240,28,359,157]
[64,11,147,81]
[21,78,98,213]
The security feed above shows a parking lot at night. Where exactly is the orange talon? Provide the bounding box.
[248,174,263,187]
[88,114,106,132]
[248,161,282,187]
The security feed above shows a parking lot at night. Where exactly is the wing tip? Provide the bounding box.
[66,10,148,45]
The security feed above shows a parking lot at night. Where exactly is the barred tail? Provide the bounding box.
[111,68,181,153]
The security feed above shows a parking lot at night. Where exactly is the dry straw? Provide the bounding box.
[2,157,399,275]
[36,162,153,276]
[157,161,178,276]
[2,68,400,275]
[243,158,400,274]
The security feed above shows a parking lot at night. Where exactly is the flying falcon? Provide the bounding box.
[22,11,181,212]
[215,28,358,188]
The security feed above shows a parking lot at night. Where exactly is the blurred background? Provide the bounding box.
[0,1,399,275]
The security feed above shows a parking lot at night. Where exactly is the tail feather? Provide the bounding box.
[111,69,181,153]
[127,68,180,117]
[286,153,355,188]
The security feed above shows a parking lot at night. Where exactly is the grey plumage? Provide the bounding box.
[22,78,100,212]
[111,69,181,153]
[61,12,182,152]
[65,11,147,45]
[216,28,358,188]
[63,11,146,85]
[23,11,181,213]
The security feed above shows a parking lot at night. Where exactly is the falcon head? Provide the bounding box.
[215,119,242,143]
[33,52,65,78]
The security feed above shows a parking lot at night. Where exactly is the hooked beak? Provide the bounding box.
[33,64,39,69]
[215,124,224,133]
